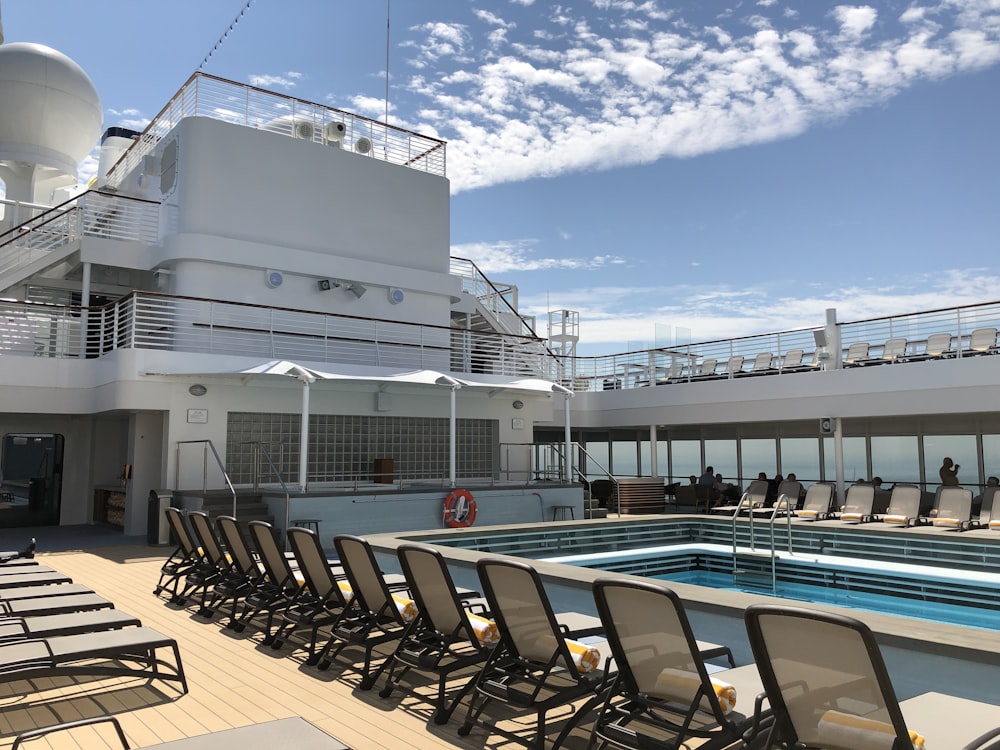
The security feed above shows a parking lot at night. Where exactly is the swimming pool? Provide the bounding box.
[545,543,1000,631]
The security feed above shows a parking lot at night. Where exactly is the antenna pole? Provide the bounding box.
[385,0,391,124]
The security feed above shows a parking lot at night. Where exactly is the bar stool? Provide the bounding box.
[550,505,575,521]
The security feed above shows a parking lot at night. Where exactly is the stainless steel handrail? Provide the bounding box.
[174,439,237,518]
[243,441,292,550]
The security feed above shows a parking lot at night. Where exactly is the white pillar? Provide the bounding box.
[449,386,457,488]
[564,394,572,482]
[299,379,311,491]
[79,262,91,358]
[649,424,658,477]
[834,417,845,507]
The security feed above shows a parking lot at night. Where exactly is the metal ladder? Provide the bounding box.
[731,494,795,592]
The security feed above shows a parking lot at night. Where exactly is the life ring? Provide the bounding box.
[444,489,477,528]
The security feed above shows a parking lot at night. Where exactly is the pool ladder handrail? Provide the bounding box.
[732,492,795,592]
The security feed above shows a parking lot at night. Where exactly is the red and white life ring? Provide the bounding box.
[443,489,477,528]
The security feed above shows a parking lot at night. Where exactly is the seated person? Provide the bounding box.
[713,473,741,503]
[974,476,999,517]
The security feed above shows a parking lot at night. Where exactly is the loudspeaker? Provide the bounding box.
[814,329,828,348]
[819,416,834,435]
[318,279,332,291]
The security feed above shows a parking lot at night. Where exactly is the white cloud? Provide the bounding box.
[519,269,1000,353]
[391,2,1000,194]
[451,240,624,274]
[249,72,302,90]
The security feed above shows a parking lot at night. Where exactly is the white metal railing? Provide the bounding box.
[0,291,552,376]
[104,72,446,189]
[450,256,538,338]
[0,191,161,282]
[557,299,1000,391]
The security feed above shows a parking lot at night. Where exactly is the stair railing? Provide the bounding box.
[175,439,237,518]
[243,441,292,549]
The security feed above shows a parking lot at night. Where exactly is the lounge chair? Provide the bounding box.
[0,564,57,577]
[710,480,768,516]
[911,332,953,360]
[458,558,611,749]
[838,484,875,523]
[0,569,72,589]
[0,609,140,643]
[154,507,202,603]
[968,327,998,355]
[977,487,1000,530]
[843,341,869,366]
[0,626,188,696]
[880,337,907,362]
[880,484,923,527]
[696,358,718,378]
[185,510,233,616]
[270,526,350,663]
[378,543,494,723]
[316,535,416,689]
[0,539,36,565]
[744,603,1000,749]
[2,582,96,601]
[232,520,305,638]
[10,716,348,750]
[591,578,769,750]
[1,592,115,618]
[775,480,803,511]
[723,355,744,377]
[745,351,774,376]
[932,486,973,530]
[794,483,835,521]
[209,514,265,628]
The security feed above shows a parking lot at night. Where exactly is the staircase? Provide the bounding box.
[173,489,275,528]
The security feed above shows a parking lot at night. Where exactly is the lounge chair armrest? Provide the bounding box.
[740,691,773,745]
[962,725,1000,750]
[12,716,130,749]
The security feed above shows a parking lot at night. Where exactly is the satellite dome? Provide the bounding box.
[0,42,102,176]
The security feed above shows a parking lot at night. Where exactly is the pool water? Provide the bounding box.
[545,543,1000,632]
[659,568,1000,631]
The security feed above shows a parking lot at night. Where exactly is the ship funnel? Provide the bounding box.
[96,127,139,185]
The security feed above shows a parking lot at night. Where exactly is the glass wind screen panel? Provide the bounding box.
[583,440,610,479]
[870,436,919,486]
[741,439,777,484]
[983,435,1000,484]
[780,438,820,486]
[612,440,639,477]
[656,440,668,477]
[704,439,737,484]
[841,436,868,483]
[670,440,701,484]
[923,435,977,487]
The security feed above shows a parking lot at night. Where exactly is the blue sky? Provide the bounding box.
[4,0,999,354]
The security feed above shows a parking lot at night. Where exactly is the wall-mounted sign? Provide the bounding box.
[187,408,208,424]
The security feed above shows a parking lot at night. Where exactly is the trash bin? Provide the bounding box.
[147,489,173,545]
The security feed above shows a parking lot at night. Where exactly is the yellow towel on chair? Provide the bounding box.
[465,612,500,646]
[883,514,909,526]
[932,517,962,529]
[651,668,736,715]
[797,510,819,520]
[531,635,601,674]
[841,512,863,523]
[817,710,925,750]
[391,594,419,623]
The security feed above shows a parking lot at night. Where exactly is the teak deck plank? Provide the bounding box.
[0,547,611,750]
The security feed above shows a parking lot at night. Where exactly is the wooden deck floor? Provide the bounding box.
[0,546,624,750]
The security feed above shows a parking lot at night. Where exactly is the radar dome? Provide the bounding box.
[0,42,102,176]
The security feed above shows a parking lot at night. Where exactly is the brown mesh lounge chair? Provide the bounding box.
[591,578,770,750]
[155,507,203,603]
[838,484,876,524]
[793,483,834,521]
[185,510,234,616]
[234,520,305,639]
[458,558,611,749]
[0,564,57,577]
[931,486,974,530]
[316,535,416,689]
[206,514,263,628]
[880,485,923,527]
[1,591,114,618]
[745,603,1000,749]
[0,609,140,644]
[711,480,769,516]
[378,543,494,724]
[270,526,351,663]
[0,626,188,696]
[11,715,348,750]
